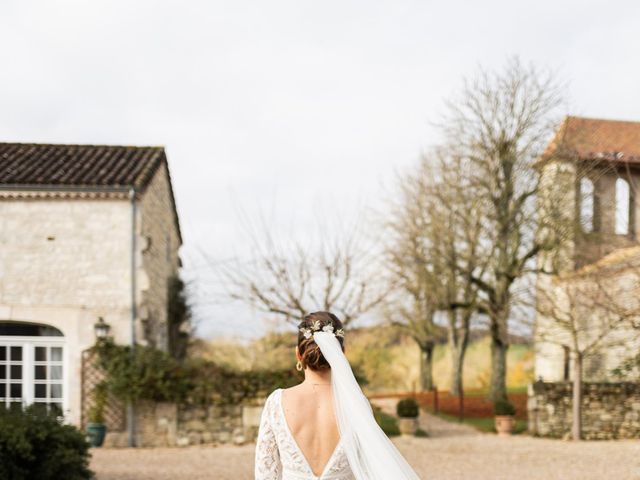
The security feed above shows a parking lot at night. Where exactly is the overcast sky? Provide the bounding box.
[1,0,639,339]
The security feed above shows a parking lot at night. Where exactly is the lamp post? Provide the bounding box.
[94,317,111,340]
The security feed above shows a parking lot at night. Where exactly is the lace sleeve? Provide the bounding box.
[255,391,282,480]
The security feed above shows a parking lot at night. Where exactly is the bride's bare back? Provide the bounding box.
[281,382,340,477]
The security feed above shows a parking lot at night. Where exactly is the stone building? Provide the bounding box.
[0,142,181,427]
[535,116,640,382]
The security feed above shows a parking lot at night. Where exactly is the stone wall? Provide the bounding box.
[104,399,265,448]
[0,170,181,427]
[528,381,640,439]
[139,163,181,351]
[0,197,135,426]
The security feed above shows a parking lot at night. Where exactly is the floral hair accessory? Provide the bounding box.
[299,322,345,339]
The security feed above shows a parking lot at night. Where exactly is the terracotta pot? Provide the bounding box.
[495,415,515,436]
[398,417,418,436]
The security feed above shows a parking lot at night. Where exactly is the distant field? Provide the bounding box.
[347,330,534,394]
[201,326,535,394]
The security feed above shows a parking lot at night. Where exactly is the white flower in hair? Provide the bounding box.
[312,320,322,331]
[322,324,334,334]
[335,328,345,338]
[300,327,313,339]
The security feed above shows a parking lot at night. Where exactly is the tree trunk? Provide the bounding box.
[572,352,583,441]
[448,310,470,396]
[419,343,435,391]
[490,337,508,401]
[450,347,464,396]
[489,305,509,402]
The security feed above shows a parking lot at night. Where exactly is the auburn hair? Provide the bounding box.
[297,311,345,371]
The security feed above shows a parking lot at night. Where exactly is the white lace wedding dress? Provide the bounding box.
[254,388,355,480]
[255,332,420,480]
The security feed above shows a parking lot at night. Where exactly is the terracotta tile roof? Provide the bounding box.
[0,142,165,189]
[543,116,640,164]
[0,142,182,243]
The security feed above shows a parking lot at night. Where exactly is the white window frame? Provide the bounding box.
[615,178,631,235]
[0,336,68,421]
[579,177,595,233]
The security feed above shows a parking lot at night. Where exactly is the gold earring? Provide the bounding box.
[296,360,303,371]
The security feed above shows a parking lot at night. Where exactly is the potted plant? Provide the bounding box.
[86,382,108,447]
[396,398,420,435]
[494,398,516,436]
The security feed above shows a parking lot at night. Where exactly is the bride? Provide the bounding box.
[255,311,420,480]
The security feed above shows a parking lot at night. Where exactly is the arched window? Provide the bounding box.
[0,322,63,336]
[579,178,594,233]
[0,322,65,414]
[615,178,630,235]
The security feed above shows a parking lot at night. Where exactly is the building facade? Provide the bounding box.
[535,116,640,382]
[0,143,181,426]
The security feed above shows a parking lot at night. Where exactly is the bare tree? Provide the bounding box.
[384,151,484,394]
[536,255,640,440]
[439,57,565,401]
[212,214,388,327]
[384,159,443,390]
[429,152,486,396]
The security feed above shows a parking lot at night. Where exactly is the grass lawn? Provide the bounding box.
[433,411,528,434]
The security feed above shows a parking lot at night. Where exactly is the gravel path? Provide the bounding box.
[91,409,640,480]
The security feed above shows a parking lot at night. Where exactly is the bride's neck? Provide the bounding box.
[303,367,331,385]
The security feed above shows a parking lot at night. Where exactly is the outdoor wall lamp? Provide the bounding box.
[94,317,111,339]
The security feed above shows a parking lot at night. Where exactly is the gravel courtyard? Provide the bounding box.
[91,412,640,480]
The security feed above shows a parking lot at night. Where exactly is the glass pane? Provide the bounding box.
[50,403,62,415]
[51,347,62,362]
[10,365,21,380]
[0,346,5,361]
[50,366,62,380]
[0,365,5,379]
[0,383,5,398]
[35,347,46,361]
[50,384,62,398]
[35,365,47,380]
[10,347,22,361]
[10,383,22,398]
[0,322,63,336]
[35,384,47,398]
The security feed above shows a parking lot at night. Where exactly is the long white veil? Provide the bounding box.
[313,331,421,480]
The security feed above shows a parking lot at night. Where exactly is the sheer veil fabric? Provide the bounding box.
[313,332,421,480]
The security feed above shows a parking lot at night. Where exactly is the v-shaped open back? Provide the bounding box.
[279,388,342,478]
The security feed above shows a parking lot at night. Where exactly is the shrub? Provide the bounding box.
[493,398,516,416]
[396,398,419,418]
[93,338,302,406]
[373,407,400,436]
[0,405,93,480]
[87,382,107,424]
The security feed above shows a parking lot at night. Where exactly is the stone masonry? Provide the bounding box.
[0,161,181,427]
[527,381,640,439]
[139,162,181,351]
[104,398,266,448]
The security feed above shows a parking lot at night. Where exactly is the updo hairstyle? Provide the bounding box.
[296,311,345,371]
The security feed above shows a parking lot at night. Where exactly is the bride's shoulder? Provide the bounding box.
[265,384,302,406]
[264,387,284,404]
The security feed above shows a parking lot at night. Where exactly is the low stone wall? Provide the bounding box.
[527,381,640,439]
[104,398,266,447]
